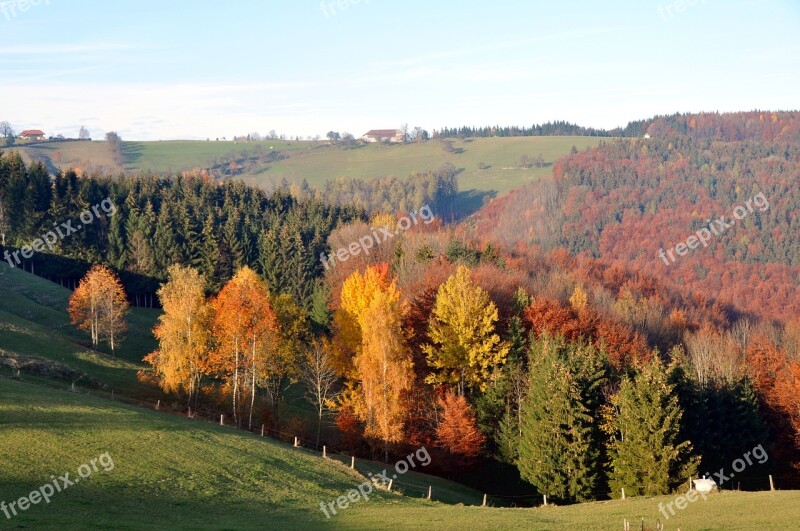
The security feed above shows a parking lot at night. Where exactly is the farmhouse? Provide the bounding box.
[20,129,45,140]
[361,129,404,143]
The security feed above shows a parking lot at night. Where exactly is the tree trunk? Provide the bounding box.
[249,340,256,431]
[233,341,240,428]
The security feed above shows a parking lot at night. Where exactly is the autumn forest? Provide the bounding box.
[3,111,800,506]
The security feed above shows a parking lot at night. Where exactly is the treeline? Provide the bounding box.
[625,110,800,142]
[0,152,364,308]
[437,111,800,141]
[437,121,617,138]
[309,162,459,217]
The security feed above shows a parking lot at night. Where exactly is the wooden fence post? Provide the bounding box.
[261,424,264,437]
[323,446,327,458]
[482,493,487,507]
[769,475,775,491]
[621,487,625,500]
[156,399,160,411]
[388,479,393,492]
[543,494,547,506]
[294,436,299,447]
[351,456,355,469]
[427,486,432,500]
[188,407,192,418]
[220,414,224,426]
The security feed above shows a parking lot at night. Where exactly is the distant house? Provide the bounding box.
[20,129,45,140]
[361,129,405,143]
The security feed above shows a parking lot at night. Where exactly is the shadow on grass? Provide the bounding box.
[122,142,145,167]
[443,189,497,222]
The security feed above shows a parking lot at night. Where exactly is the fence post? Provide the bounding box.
[388,479,393,492]
[621,487,625,500]
[261,424,264,437]
[427,486,432,500]
[294,436,299,447]
[543,494,547,506]
[351,456,355,469]
[156,399,160,411]
[323,446,327,458]
[769,475,775,491]
[188,407,192,418]
[482,493,487,507]
[220,414,224,426]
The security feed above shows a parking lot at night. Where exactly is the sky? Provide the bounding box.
[1,0,798,141]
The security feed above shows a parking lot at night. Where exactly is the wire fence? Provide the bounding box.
[42,379,800,508]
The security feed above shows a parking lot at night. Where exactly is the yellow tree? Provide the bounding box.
[144,265,212,408]
[424,265,508,395]
[355,289,414,461]
[209,267,279,429]
[333,263,400,378]
[68,265,129,354]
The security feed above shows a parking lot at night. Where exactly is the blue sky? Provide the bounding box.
[1,0,798,140]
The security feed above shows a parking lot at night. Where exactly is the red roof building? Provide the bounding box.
[20,129,46,140]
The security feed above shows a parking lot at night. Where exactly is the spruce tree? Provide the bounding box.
[517,337,599,502]
[607,357,698,497]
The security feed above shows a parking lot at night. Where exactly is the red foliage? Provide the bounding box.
[436,392,485,468]
[747,335,800,469]
[335,408,364,453]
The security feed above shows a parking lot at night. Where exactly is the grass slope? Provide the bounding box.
[0,262,158,397]
[10,136,603,200]
[2,378,798,530]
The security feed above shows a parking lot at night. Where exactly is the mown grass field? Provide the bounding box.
[0,262,158,398]
[10,136,604,200]
[2,378,799,530]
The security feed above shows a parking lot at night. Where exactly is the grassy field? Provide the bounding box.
[2,377,798,530]
[0,262,159,398]
[10,136,603,200]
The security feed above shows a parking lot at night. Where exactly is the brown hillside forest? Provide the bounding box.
[3,111,800,503]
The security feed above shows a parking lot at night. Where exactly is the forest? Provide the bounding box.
[2,111,800,503]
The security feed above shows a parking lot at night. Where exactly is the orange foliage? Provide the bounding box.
[436,391,485,467]
[747,335,800,468]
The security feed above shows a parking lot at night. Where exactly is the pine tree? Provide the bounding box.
[606,357,699,497]
[517,337,599,502]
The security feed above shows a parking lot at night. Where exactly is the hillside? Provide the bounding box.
[11,136,603,197]
[3,377,800,530]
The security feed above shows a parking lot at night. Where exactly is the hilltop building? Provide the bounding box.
[361,129,404,143]
[20,129,45,140]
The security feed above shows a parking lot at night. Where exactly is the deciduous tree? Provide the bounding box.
[436,391,485,469]
[209,267,279,429]
[144,265,211,408]
[424,265,508,394]
[68,265,129,354]
[354,289,414,461]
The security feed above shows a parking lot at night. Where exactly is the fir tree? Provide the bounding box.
[606,357,699,497]
[517,336,600,502]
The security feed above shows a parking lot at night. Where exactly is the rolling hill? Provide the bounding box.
[10,136,603,198]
